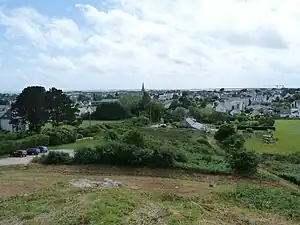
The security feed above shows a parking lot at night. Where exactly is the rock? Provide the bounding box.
[69,178,122,189]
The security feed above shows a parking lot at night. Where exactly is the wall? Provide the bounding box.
[0,119,13,132]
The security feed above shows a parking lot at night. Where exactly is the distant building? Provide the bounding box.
[180,117,206,132]
[0,105,28,132]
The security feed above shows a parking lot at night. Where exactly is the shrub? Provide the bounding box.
[71,140,184,168]
[104,131,119,141]
[261,152,300,164]
[73,147,100,164]
[226,148,259,176]
[278,173,300,185]
[123,130,145,147]
[214,125,236,142]
[131,116,150,126]
[245,128,253,133]
[42,126,76,145]
[237,126,275,131]
[40,151,72,165]
[221,134,245,149]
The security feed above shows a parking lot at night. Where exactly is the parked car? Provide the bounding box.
[26,148,40,155]
[36,146,48,153]
[10,150,27,157]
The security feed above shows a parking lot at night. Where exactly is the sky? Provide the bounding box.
[1,0,300,91]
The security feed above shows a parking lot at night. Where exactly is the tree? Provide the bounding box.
[172,94,179,100]
[145,102,164,123]
[139,91,151,111]
[220,88,225,92]
[119,94,140,116]
[11,86,48,133]
[226,147,259,176]
[214,125,236,142]
[91,102,129,120]
[172,107,187,121]
[45,88,79,127]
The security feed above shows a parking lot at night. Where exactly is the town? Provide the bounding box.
[1,84,300,224]
[1,84,299,133]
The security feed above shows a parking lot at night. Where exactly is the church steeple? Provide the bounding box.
[141,82,145,93]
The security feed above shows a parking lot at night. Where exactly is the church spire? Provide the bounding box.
[141,82,145,93]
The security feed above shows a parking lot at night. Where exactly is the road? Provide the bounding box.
[0,149,75,166]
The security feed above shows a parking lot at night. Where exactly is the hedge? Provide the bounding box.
[237,126,275,131]
[261,152,300,164]
[0,134,50,156]
[41,140,187,168]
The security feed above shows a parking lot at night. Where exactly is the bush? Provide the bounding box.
[237,126,275,131]
[221,134,245,149]
[40,151,72,165]
[131,116,150,126]
[104,131,119,141]
[261,152,300,164]
[278,173,300,185]
[226,148,259,176]
[123,130,145,147]
[72,140,184,168]
[77,124,104,137]
[214,125,236,142]
[42,126,76,145]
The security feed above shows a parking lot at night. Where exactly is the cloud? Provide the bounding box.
[0,0,300,91]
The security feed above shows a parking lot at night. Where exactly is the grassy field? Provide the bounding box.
[80,120,125,128]
[0,164,299,225]
[49,139,103,150]
[246,120,300,154]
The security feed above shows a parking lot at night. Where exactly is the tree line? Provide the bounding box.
[11,86,79,133]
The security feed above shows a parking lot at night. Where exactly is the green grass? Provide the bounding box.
[263,160,300,185]
[226,184,300,221]
[1,166,298,225]
[80,120,125,128]
[245,120,300,154]
[49,139,103,150]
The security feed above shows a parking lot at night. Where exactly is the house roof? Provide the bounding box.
[0,105,9,119]
[185,117,205,131]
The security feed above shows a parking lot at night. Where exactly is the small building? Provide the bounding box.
[280,109,291,118]
[180,117,206,132]
[0,105,29,132]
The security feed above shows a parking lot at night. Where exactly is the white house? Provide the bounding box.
[0,106,13,132]
[0,105,29,132]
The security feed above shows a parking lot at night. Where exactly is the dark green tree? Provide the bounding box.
[214,125,236,142]
[139,91,151,111]
[11,86,48,133]
[91,102,129,120]
[145,102,164,123]
[45,88,79,127]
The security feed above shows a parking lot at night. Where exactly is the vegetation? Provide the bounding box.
[0,165,299,225]
[226,184,300,220]
[10,86,79,133]
[246,120,300,154]
[0,134,49,155]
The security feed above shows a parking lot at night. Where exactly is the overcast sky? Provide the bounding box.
[1,0,300,91]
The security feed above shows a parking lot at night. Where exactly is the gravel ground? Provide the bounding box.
[0,149,75,166]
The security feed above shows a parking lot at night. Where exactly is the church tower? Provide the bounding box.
[141,82,145,93]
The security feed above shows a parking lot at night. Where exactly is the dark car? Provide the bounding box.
[36,146,48,153]
[10,150,27,157]
[26,148,40,155]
